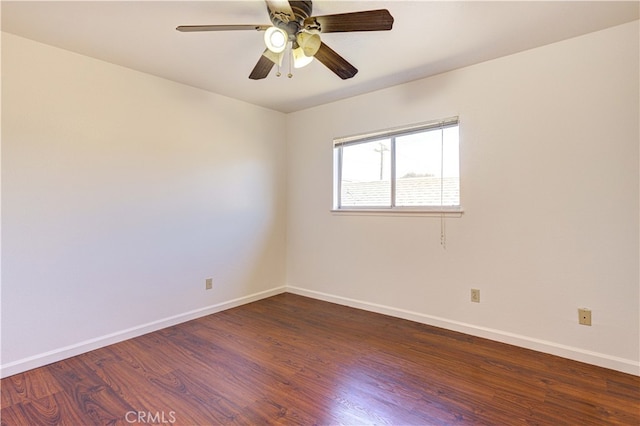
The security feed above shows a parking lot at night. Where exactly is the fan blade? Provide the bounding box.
[314,42,358,80]
[304,9,393,33]
[176,24,269,32]
[265,0,295,22]
[249,51,277,80]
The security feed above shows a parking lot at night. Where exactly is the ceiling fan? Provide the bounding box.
[176,0,394,80]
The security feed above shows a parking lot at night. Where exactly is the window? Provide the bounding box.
[333,117,460,212]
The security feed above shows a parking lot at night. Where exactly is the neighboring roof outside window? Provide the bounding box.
[341,176,459,208]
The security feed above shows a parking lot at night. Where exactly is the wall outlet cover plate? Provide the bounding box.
[578,308,592,326]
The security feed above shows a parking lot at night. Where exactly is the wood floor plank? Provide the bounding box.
[1,403,30,426]
[2,293,638,425]
[85,348,220,424]
[1,368,63,407]
[46,356,135,424]
[2,390,110,426]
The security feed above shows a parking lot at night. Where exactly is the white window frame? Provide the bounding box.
[332,117,462,215]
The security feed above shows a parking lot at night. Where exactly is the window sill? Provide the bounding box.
[330,207,464,217]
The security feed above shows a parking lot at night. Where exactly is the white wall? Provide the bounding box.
[286,21,639,375]
[2,21,638,378]
[1,33,287,376]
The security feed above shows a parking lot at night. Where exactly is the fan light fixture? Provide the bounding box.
[292,31,320,68]
[297,31,321,57]
[292,47,313,68]
[264,26,287,53]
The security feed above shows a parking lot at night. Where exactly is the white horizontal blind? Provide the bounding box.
[334,117,459,148]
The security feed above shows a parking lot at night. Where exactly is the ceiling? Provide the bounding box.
[2,1,638,113]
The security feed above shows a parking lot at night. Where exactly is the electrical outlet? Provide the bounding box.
[471,289,480,303]
[205,278,213,290]
[578,308,591,326]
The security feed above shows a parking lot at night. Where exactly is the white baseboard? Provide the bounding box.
[0,286,287,378]
[286,286,640,376]
[3,285,637,378]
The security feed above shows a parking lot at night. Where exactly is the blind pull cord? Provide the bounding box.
[440,126,446,249]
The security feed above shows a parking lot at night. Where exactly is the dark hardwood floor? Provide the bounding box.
[2,293,638,425]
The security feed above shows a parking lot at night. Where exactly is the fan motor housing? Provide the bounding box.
[269,0,313,38]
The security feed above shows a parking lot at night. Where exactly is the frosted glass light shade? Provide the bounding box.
[297,32,321,57]
[265,27,287,53]
[293,47,313,68]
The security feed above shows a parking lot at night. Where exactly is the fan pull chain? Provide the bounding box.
[288,47,293,78]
